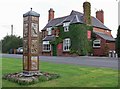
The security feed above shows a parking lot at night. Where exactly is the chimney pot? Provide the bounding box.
[48,8,55,21]
[96,9,104,24]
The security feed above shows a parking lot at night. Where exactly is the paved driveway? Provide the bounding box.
[1,54,118,69]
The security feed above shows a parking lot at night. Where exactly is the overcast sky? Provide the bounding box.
[0,0,119,40]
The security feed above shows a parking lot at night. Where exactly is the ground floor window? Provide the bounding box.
[63,38,71,51]
[43,41,51,51]
[93,39,101,48]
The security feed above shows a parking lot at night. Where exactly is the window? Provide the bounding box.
[63,38,71,51]
[43,41,51,51]
[64,26,69,32]
[47,27,52,35]
[63,22,70,32]
[93,39,101,48]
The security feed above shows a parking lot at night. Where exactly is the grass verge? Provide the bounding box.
[2,57,118,87]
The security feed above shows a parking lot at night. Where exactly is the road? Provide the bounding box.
[1,54,119,69]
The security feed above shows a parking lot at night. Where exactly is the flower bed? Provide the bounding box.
[2,72,60,85]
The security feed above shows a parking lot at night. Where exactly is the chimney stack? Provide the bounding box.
[96,10,104,24]
[11,25,13,35]
[48,8,54,21]
[83,1,91,25]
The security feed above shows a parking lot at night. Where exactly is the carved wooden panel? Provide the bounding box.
[31,56,38,70]
[23,56,28,70]
[31,23,38,37]
[23,40,28,53]
[32,16,38,21]
[24,17,28,22]
[23,23,28,38]
[31,40,38,54]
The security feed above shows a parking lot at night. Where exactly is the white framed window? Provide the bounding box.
[43,41,51,51]
[47,27,52,35]
[63,22,70,32]
[93,39,101,48]
[63,38,71,51]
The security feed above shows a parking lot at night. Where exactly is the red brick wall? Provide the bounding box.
[42,52,52,56]
[93,27,111,36]
[57,43,72,56]
[41,27,115,56]
[57,43,63,56]
[106,42,115,51]
[93,35,106,56]
[42,43,72,56]
[42,29,53,38]
[62,52,71,56]
[93,35,115,56]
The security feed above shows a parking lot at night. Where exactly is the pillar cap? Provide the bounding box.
[23,8,40,17]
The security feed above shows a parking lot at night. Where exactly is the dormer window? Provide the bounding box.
[47,27,52,35]
[63,22,70,32]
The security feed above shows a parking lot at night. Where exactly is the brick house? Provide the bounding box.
[40,1,115,56]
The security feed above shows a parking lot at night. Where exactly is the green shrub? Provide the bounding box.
[39,75,48,81]
[2,72,60,85]
[61,24,93,55]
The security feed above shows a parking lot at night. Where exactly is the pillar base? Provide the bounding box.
[23,71,42,77]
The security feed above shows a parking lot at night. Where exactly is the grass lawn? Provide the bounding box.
[2,58,118,87]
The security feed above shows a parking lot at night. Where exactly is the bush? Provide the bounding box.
[116,25,120,57]
[39,75,48,81]
[1,35,23,53]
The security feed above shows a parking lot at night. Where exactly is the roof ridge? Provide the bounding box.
[92,16,109,29]
[42,10,110,31]
[70,10,83,14]
[51,15,69,21]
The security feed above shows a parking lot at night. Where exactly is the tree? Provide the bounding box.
[1,35,23,53]
[116,25,120,57]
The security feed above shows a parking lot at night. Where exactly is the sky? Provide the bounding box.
[0,0,119,40]
[118,0,120,25]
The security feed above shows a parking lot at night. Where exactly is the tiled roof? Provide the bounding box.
[43,16,68,29]
[91,16,109,30]
[23,8,40,17]
[94,31,115,41]
[43,35,55,41]
[42,10,110,31]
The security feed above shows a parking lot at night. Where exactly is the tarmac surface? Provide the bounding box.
[1,54,119,70]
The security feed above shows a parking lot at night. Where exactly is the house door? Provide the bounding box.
[52,44,57,56]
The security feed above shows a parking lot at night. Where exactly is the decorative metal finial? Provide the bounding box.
[31,8,32,11]
[85,0,89,2]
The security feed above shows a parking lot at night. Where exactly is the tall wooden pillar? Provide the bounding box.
[23,8,40,76]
